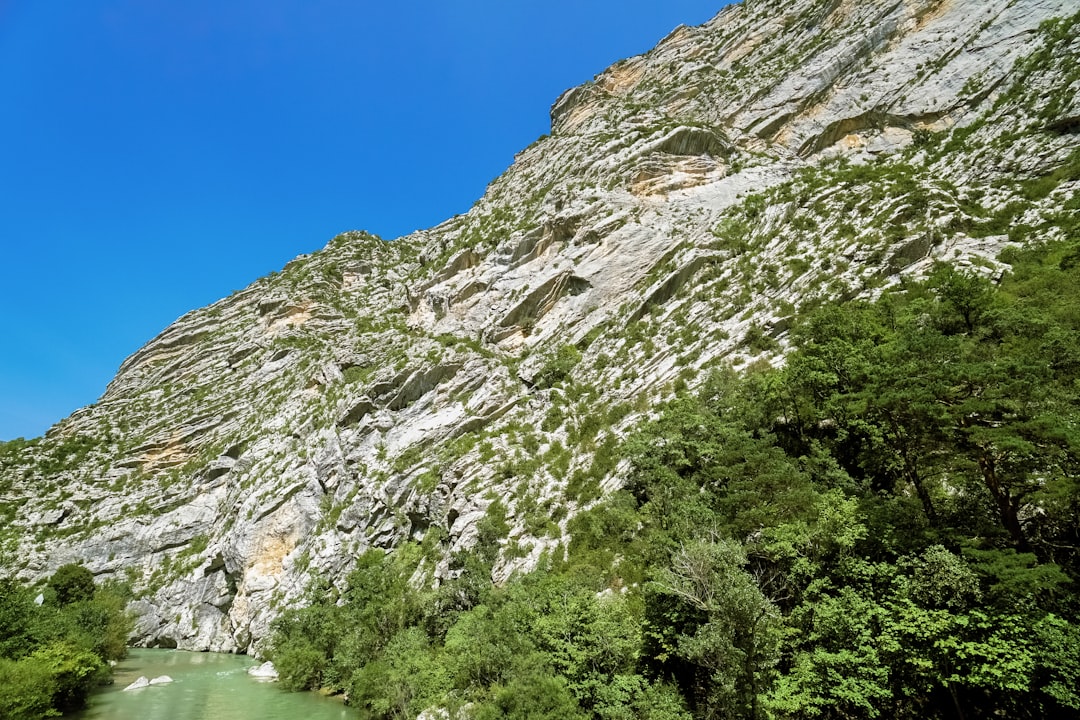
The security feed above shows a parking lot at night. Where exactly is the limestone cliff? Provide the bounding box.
[1,0,1078,653]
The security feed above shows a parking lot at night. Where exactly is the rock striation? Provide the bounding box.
[2,0,1078,654]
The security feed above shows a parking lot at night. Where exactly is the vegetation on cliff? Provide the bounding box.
[267,237,1080,719]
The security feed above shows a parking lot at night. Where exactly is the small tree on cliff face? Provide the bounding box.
[48,564,95,606]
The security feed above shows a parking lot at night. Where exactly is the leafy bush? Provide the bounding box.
[0,656,55,720]
[0,566,131,715]
[48,564,96,606]
[535,344,583,389]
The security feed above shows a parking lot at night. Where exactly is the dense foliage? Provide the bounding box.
[0,564,132,719]
[270,243,1079,719]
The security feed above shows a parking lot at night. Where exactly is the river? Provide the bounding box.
[74,648,357,720]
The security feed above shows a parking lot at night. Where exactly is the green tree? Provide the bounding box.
[513,572,641,712]
[270,601,344,691]
[625,373,816,550]
[767,585,893,719]
[28,642,106,713]
[472,671,586,720]
[779,300,950,527]
[0,578,41,660]
[48,564,96,607]
[347,627,448,720]
[443,601,537,692]
[650,539,782,720]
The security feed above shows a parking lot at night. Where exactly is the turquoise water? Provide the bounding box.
[74,648,356,720]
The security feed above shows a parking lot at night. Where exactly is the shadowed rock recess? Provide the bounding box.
[1,0,1078,653]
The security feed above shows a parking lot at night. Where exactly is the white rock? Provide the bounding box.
[123,676,150,691]
[247,661,279,680]
[148,675,173,685]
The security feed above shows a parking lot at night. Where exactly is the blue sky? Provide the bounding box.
[0,1,728,440]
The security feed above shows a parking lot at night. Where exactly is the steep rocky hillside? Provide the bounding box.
[2,0,1078,653]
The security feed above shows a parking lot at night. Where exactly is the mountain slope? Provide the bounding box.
[1,0,1078,653]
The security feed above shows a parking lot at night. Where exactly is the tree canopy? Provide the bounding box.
[269,245,1080,719]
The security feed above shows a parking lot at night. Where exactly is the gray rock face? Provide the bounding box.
[2,0,1078,653]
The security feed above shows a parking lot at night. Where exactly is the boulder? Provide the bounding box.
[247,660,279,680]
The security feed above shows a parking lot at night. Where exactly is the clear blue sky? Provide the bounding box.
[0,1,728,441]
